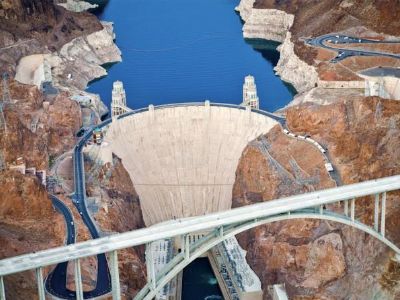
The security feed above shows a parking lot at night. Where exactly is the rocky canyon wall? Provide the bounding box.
[0,1,139,298]
[233,97,400,299]
[0,171,65,299]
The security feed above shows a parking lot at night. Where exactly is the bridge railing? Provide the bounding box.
[0,175,400,299]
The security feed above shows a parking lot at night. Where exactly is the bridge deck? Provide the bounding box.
[0,175,399,277]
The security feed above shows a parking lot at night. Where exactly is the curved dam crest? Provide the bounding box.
[104,105,278,225]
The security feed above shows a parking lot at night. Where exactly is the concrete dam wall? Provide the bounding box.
[104,104,278,225]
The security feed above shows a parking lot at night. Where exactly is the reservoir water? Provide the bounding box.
[87,0,295,112]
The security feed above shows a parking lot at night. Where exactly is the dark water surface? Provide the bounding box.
[182,258,223,300]
[87,0,295,112]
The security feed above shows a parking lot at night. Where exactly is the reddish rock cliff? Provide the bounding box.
[0,80,82,169]
[0,170,65,299]
[234,97,400,299]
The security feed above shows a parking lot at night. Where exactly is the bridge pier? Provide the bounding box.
[381,192,386,237]
[0,276,5,300]
[350,198,355,221]
[35,267,45,300]
[145,243,156,290]
[109,250,121,300]
[74,259,84,300]
[374,193,380,231]
[344,200,349,217]
[184,235,190,261]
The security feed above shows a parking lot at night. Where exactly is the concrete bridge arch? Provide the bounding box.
[137,208,400,300]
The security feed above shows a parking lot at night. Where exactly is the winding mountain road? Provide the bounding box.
[45,119,112,299]
[305,34,400,63]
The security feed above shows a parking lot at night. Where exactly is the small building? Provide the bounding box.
[36,170,47,186]
[93,128,103,145]
[241,75,260,110]
[25,167,36,175]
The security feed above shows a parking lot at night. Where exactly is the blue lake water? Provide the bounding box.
[87,0,295,112]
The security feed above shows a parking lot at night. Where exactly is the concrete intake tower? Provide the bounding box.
[104,102,278,226]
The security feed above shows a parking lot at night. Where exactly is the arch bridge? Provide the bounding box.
[0,175,399,300]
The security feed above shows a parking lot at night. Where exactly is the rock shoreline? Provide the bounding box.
[236,0,318,94]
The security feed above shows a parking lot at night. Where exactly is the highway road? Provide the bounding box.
[45,120,112,299]
[305,34,400,63]
[45,196,77,299]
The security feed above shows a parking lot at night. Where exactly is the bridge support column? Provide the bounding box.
[0,276,5,300]
[185,235,190,261]
[381,192,386,237]
[35,267,45,300]
[109,250,121,300]
[350,198,355,221]
[344,200,349,217]
[74,259,84,300]
[146,243,156,290]
[218,226,224,237]
[374,194,380,231]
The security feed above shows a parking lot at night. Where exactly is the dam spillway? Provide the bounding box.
[104,103,278,225]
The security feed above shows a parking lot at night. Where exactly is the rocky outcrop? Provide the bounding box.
[57,0,98,12]
[235,0,254,22]
[0,80,82,169]
[51,21,121,91]
[236,0,293,43]
[13,21,119,118]
[0,0,103,75]
[0,171,65,299]
[274,32,318,93]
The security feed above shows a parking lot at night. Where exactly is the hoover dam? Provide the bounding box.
[104,103,280,225]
